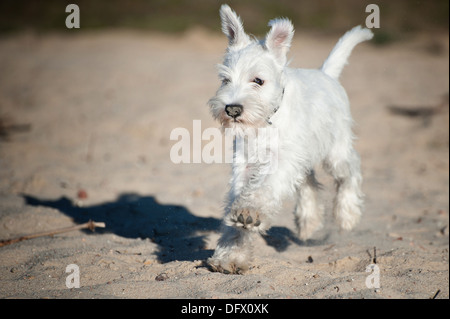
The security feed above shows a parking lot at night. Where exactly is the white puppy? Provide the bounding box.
[208,4,373,274]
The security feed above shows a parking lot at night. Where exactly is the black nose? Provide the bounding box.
[225,104,243,118]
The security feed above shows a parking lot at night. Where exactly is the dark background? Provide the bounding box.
[1,0,448,40]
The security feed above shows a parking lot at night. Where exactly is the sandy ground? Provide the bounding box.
[0,28,448,299]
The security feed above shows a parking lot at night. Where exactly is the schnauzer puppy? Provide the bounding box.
[208,4,373,274]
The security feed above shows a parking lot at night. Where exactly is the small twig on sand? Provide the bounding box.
[431,289,441,299]
[366,246,377,264]
[0,220,105,247]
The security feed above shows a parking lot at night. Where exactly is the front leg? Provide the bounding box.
[225,158,279,233]
[207,225,253,274]
[208,189,277,274]
[226,205,262,231]
[208,145,280,274]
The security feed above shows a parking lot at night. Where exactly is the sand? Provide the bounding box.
[0,28,448,299]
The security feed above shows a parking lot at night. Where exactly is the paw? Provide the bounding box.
[297,217,323,241]
[228,207,261,230]
[295,207,324,241]
[207,256,248,275]
[334,196,362,231]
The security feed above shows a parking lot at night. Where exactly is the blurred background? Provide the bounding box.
[0,0,448,299]
[1,0,448,41]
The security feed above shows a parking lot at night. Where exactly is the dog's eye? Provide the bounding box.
[253,78,264,86]
[222,78,231,85]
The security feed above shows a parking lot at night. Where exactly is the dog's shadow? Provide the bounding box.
[21,193,316,263]
[262,227,329,252]
[22,193,221,263]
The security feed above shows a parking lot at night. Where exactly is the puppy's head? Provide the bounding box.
[208,5,294,134]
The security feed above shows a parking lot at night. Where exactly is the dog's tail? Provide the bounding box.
[321,26,373,80]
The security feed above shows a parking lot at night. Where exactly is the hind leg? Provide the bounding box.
[324,147,364,231]
[294,170,324,240]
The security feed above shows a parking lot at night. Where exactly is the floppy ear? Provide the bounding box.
[265,18,294,66]
[220,4,251,49]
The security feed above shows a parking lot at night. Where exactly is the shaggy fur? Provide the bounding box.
[207,4,373,274]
